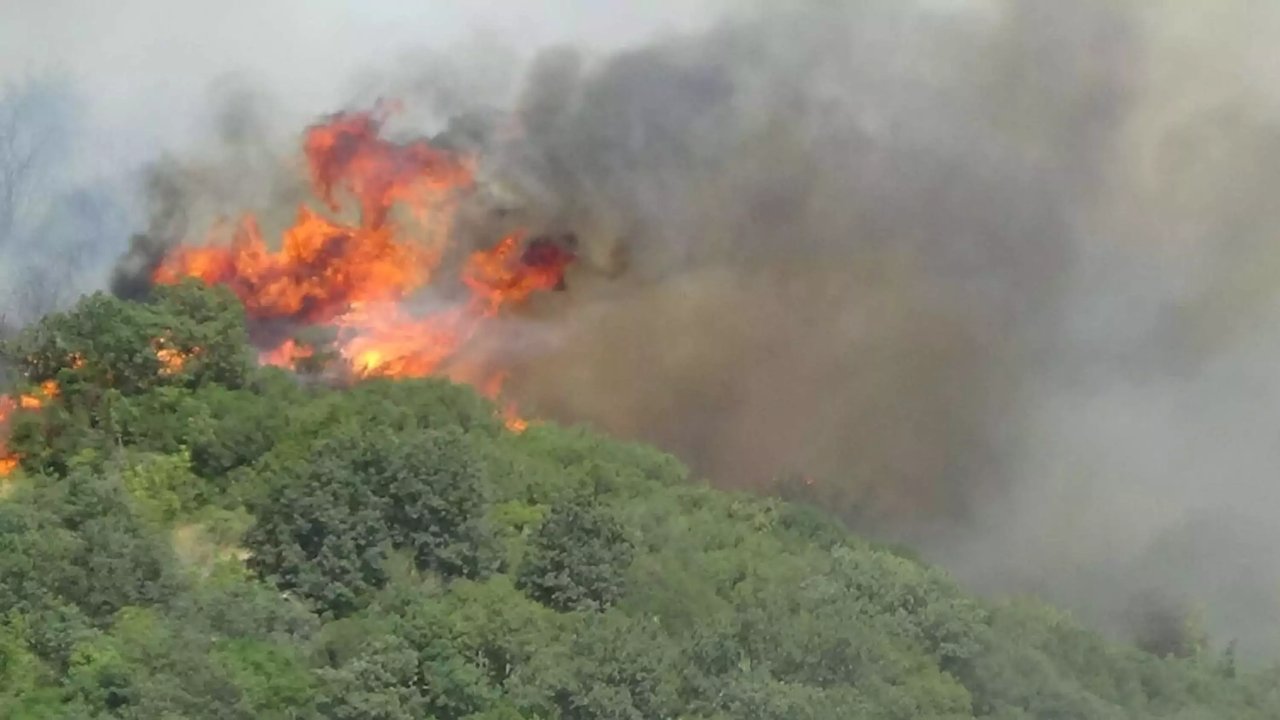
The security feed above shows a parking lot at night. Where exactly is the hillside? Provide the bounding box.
[0,283,1276,719]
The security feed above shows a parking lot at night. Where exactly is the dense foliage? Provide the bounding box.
[0,283,1276,719]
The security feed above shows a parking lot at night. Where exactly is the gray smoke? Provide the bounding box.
[0,74,134,324]
[474,2,1103,521]
[465,0,1280,658]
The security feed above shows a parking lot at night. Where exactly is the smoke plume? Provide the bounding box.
[468,0,1280,657]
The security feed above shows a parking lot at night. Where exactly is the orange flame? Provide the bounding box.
[153,105,573,430]
[259,339,315,369]
[463,235,574,312]
[153,208,436,326]
[152,337,198,376]
[304,101,473,229]
[0,380,59,476]
[0,342,193,476]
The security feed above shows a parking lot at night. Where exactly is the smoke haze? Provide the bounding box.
[6,0,1280,658]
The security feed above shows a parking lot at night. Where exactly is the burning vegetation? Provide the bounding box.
[0,104,572,476]
[0,379,57,474]
[149,104,574,431]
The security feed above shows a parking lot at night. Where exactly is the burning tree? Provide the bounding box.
[0,281,253,475]
[150,104,575,431]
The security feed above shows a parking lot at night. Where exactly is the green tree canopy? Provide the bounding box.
[0,286,1275,719]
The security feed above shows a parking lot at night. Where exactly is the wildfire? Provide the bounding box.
[153,338,198,376]
[3,106,560,475]
[153,105,574,431]
[0,380,59,476]
[0,340,215,477]
[259,339,314,369]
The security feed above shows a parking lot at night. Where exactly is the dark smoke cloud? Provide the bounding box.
[458,0,1280,657]
[478,0,1117,515]
[110,79,311,299]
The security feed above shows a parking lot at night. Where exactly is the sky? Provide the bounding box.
[0,0,721,162]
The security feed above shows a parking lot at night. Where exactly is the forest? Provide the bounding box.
[0,281,1275,719]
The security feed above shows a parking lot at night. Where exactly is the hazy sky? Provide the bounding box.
[0,0,720,162]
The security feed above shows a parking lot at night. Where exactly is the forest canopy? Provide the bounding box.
[0,283,1276,719]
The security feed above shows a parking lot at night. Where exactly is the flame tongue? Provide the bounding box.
[304,103,473,228]
[152,105,575,431]
[156,209,435,325]
[465,235,575,312]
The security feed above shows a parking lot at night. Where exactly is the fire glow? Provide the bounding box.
[152,104,573,430]
[0,380,58,475]
[0,343,195,476]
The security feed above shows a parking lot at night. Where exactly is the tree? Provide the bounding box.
[0,467,183,626]
[6,281,252,398]
[62,607,254,719]
[517,494,634,612]
[0,273,1278,719]
[245,432,395,617]
[246,425,498,616]
[519,611,680,720]
[314,634,429,720]
[378,427,499,579]
[2,282,253,474]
